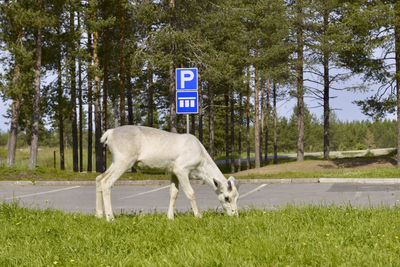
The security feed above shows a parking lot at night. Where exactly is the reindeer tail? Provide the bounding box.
[100,129,113,145]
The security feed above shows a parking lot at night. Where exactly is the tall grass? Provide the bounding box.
[0,147,172,181]
[1,202,400,266]
[0,146,96,171]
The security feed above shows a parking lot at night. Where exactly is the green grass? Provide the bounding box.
[1,202,400,266]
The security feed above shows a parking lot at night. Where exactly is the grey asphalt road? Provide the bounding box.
[1,183,400,216]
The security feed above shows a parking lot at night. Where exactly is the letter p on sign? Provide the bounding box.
[176,68,198,90]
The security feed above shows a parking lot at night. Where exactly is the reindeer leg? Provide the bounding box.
[95,165,113,218]
[167,174,179,220]
[175,169,202,218]
[95,173,105,218]
[101,163,129,222]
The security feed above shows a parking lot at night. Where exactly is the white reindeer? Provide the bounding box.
[96,125,239,221]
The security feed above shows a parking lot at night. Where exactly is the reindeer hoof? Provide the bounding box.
[105,215,115,222]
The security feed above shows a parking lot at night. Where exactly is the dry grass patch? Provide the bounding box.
[234,156,398,178]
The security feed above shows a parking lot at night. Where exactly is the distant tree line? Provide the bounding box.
[0,0,399,172]
[0,108,396,153]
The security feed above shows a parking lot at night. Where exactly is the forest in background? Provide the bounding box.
[0,110,396,155]
[1,0,400,173]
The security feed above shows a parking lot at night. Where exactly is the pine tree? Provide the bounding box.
[305,0,355,160]
[89,0,104,172]
[340,1,400,167]
[0,0,35,167]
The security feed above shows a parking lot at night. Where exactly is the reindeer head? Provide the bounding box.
[214,176,240,216]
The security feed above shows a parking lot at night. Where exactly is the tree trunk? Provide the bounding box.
[87,33,93,172]
[198,72,203,143]
[7,28,22,168]
[254,48,261,168]
[395,2,400,168]
[296,1,305,161]
[260,79,264,166]
[70,6,78,172]
[126,74,137,174]
[265,76,270,165]
[238,91,243,172]
[7,99,20,167]
[127,74,134,125]
[29,4,42,170]
[147,67,153,127]
[7,26,23,167]
[208,84,215,159]
[102,63,108,170]
[323,8,330,160]
[224,93,229,170]
[169,0,177,133]
[92,11,103,172]
[190,114,195,135]
[273,81,278,164]
[112,100,119,128]
[246,65,251,170]
[57,44,65,170]
[119,0,126,126]
[119,73,126,125]
[230,89,235,173]
[78,10,83,172]
[169,62,177,133]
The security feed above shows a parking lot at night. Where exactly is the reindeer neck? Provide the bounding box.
[198,143,227,188]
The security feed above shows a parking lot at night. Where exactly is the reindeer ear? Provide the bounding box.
[235,179,241,190]
[228,176,239,190]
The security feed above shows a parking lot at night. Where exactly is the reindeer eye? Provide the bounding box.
[224,196,229,202]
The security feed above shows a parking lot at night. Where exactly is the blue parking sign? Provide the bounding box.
[176,68,198,90]
[176,91,198,114]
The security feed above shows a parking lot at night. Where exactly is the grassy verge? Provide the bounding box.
[1,146,399,181]
[0,166,169,181]
[1,202,400,266]
[1,167,400,181]
[2,165,400,181]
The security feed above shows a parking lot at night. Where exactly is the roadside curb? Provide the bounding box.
[318,178,400,184]
[2,178,400,186]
